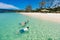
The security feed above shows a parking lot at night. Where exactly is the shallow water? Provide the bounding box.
[0,13,60,40]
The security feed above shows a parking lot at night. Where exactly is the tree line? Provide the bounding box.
[0,1,60,13]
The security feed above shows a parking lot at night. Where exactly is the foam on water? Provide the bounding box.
[0,13,60,40]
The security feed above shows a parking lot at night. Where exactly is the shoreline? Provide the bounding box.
[20,13,60,23]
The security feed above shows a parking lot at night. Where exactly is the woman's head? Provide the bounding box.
[27,27,29,29]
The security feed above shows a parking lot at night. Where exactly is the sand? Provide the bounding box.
[20,13,60,23]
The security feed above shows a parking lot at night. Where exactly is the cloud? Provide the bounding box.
[50,0,60,8]
[0,2,19,9]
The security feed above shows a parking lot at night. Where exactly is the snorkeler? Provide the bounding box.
[19,27,29,33]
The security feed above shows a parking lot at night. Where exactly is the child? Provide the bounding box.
[19,19,29,27]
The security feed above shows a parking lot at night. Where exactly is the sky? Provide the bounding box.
[51,0,60,8]
[0,0,60,10]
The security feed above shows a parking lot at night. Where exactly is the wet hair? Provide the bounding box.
[27,27,29,29]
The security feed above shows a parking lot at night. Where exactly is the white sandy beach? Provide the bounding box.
[20,13,60,23]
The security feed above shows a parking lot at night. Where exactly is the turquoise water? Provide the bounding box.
[0,13,60,40]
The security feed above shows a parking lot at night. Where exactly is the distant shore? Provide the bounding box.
[20,12,60,23]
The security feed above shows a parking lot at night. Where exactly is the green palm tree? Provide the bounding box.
[25,5,32,12]
[39,0,46,9]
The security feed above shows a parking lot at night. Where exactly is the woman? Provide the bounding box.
[20,27,29,33]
